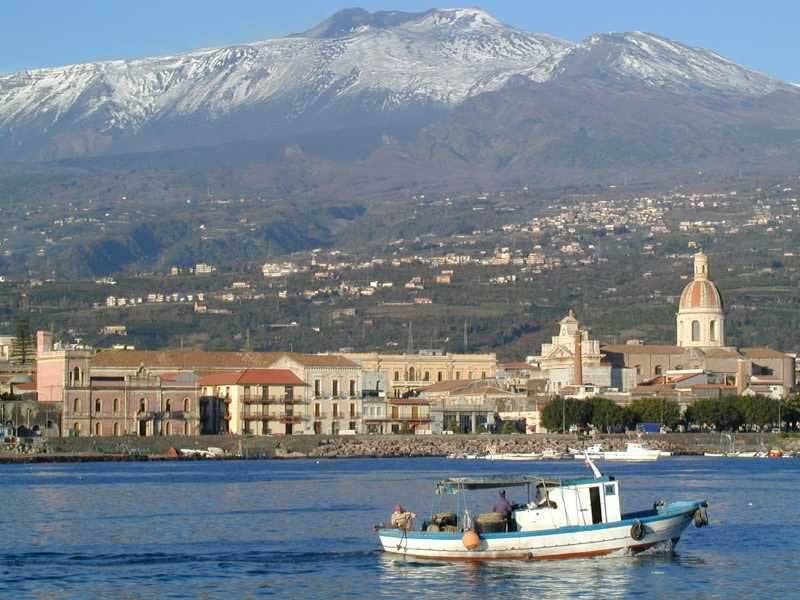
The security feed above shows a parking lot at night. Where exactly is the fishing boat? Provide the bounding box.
[569,444,603,460]
[376,457,708,560]
[602,442,661,461]
[473,451,543,461]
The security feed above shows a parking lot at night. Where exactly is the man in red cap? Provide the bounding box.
[390,504,415,530]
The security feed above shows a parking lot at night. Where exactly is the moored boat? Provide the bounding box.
[376,458,708,560]
[603,442,661,461]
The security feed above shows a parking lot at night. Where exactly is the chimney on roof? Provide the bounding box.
[735,359,750,395]
[573,331,583,386]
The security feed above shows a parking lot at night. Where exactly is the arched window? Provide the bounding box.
[184,398,190,412]
[113,422,120,436]
[73,398,80,413]
[139,398,146,413]
[113,398,119,414]
[408,367,415,381]
[423,371,430,381]
[72,366,81,386]
[95,422,101,436]
[691,320,700,342]
[654,365,663,376]
[165,399,172,413]
[95,398,101,413]
[710,320,716,341]
[166,422,172,436]
[73,422,81,436]
[183,422,189,435]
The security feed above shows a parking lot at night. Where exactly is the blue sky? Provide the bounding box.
[2,1,798,81]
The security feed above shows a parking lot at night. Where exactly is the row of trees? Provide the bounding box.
[541,395,800,433]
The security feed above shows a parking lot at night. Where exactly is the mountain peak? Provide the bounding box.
[293,7,504,39]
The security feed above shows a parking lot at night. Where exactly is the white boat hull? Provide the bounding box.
[378,502,703,560]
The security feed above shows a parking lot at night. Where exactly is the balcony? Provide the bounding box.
[243,395,304,404]
[242,413,274,421]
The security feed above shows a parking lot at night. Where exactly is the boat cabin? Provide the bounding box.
[434,474,622,533]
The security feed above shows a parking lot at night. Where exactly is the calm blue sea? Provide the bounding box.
[1,456,798,599]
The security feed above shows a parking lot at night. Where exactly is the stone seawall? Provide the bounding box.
[2,432,798,462]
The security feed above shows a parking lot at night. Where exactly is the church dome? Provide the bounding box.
[679,279,722,310]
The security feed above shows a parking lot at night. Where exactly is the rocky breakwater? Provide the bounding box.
[297,434,691,459]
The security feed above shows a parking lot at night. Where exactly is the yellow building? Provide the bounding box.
[344,351,497,398]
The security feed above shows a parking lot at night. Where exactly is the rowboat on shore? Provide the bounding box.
[376,457,708,560]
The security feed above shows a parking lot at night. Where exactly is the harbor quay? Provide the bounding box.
[1,432,797,463]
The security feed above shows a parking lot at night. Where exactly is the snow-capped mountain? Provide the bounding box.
[0,7,794,161]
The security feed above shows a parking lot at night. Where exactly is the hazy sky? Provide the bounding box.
[2,1,798,81]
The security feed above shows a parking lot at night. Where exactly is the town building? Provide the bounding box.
[344,350,497,398]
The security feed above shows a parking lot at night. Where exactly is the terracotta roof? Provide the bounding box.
[701,348,742,359]
[740,348,790,359]
[199,369,305,386]
[680,279,722,310]
[91,350,357,370]
[601,344,685,355]
[282,353,359,368]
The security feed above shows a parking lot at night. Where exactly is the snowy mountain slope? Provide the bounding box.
[0,7,795,161]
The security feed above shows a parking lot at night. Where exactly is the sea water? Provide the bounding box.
[1,456,798,598]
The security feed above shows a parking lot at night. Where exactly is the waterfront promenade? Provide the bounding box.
[2,432,798,463]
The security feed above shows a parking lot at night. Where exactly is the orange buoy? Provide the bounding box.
[462,530,480,550]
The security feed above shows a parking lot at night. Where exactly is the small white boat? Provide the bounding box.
[570,444,603,460]
[603,442,661,462]
[376,458,708,560]
[540,449,570,460]
[475,452,543,461]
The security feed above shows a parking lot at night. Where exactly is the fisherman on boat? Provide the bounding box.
[390,504,416,531]
[492,490,516,531]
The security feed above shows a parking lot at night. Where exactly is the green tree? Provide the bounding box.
[590,397,636,433]
[10,319,34,365]
[447,418,461,434]
[541,397,592,433]
[629,398,681,429]
[689,398,742,431]
[734,395,776,427]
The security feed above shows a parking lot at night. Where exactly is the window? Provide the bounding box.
[314,380,321,397]
[165,399,171,413]
[710,320,716,341]
[262,386,269,401]
[391,406,399,419]
[243,386,251,401]
[95,422,101,436]
[333,403,339,417]
[394,371,400,382]
[72,366,81,386]
[285,385,294,401]
[113,398,119,414]
[455,372,461,380]
[332,380,339,397]
[139,398,146,413]
[113,422,120,436]
[166,422,172,435]
[73,398,80,413]
[409,367,415,381]
[315,403,321,417]
[654,365,662,376]
[73,422,81,436]
[412,406,419,419]
[95,399,101,413]
[349,421,356,431]
[424,371,430,381]
[691,320,700,342]
[184,422,189,435]
[350,403,356,417]
[481,372,486,379]
[349,380,356,397]
[184,398,191,412]
[605,484,616,496]
[437,371,443,382]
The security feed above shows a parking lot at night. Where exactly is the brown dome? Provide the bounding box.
[679,279,722,310]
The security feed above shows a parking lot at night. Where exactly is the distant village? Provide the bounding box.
[2,252,797,440]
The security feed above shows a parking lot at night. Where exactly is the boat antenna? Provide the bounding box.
[584,452,602,479]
